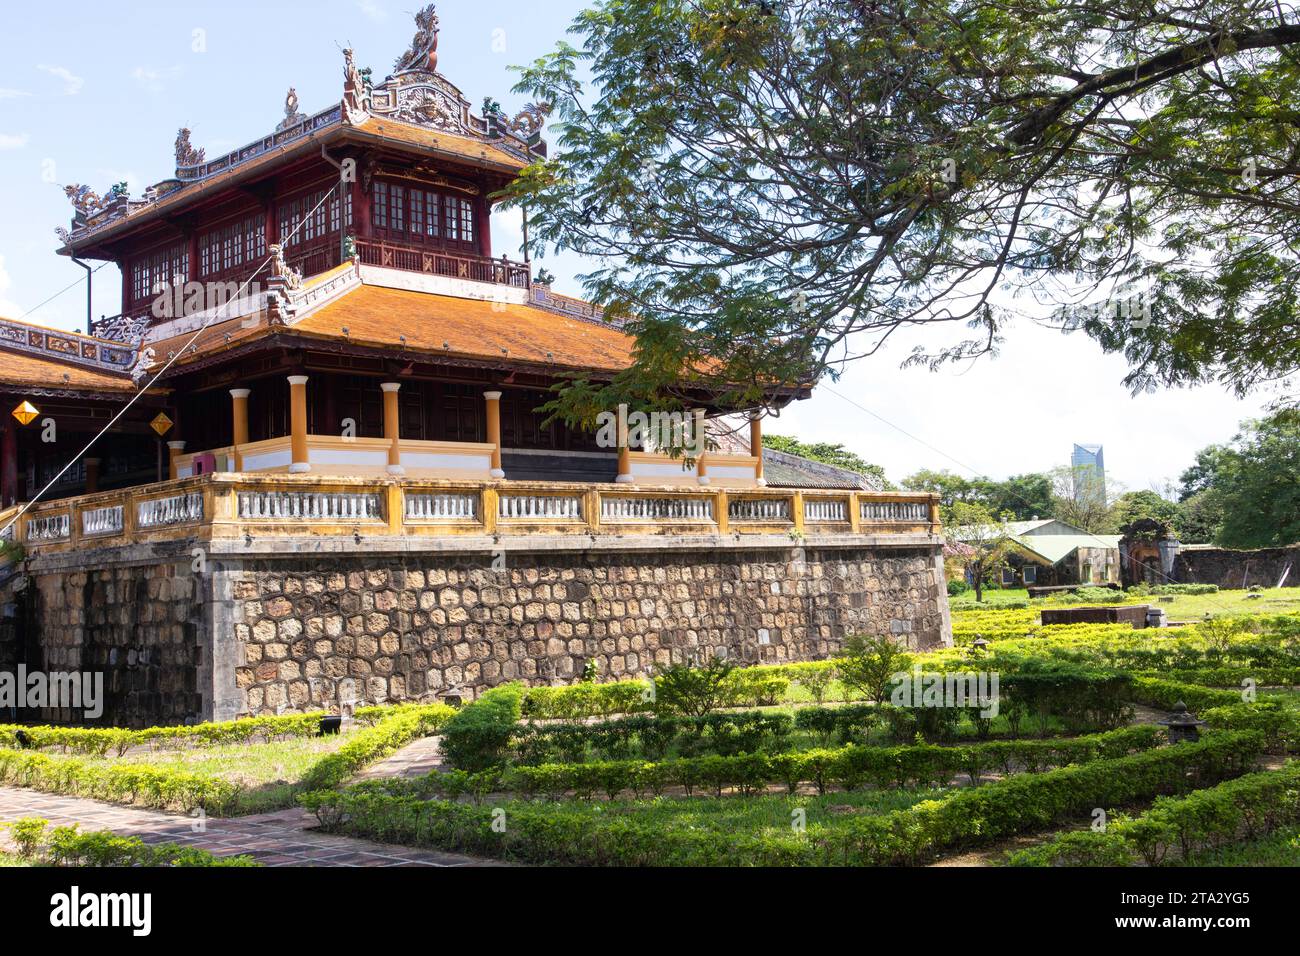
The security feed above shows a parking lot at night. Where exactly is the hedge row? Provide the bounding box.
[1128,676,1243,712]
[2,817,258,867]
[303,732,1262,866]
[519,668,792,720]
[0,712,328,756]
[514,709,796,763]
[297,703,455,791]
[378,725,1166,802]
[1200,702,1300,753]
[0,703,457,813]
[1011,762,1300,866]
[440,684,525,772]
[0,749,241,813]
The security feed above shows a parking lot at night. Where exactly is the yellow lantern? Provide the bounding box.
[150,412,174,437]
[11,401,39,426]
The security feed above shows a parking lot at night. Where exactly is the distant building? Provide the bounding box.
[949,518,1121,588]
[1071,443,1105,502]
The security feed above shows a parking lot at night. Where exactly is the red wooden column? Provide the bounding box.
[351,175,371,240]
[475,193,492,259]
[1,422,17,507]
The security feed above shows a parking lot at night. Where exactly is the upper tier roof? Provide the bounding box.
[57,6,547,256]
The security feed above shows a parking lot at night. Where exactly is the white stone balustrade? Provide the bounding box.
[601,496,714,521]
[729,497,791,522]
[237,491,383,521]
[405,492,479,521]
[137,492,205,528]
[27,513,71,542]
[498,494,584,520]
[81,505,125,537]
[804,499,848,522]
[860,500,929,522]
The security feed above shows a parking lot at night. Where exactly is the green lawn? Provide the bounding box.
[77,736,350,814]
[952,586,1300,620]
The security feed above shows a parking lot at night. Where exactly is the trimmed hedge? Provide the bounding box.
[513,710,795,763]
[0,703,456,813]
[2,818,258,867]
[0,749,241,813]
[1011,762,1300,866]
[0,712,327,756]
[298,703,455,791]
[440,684,525,771]
[303,731,1262,866]
[1200,702,1300,753]
[1129,676,1243,712]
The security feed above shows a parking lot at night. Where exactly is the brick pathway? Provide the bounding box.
[352,735,446,781]
[0,787,500,867]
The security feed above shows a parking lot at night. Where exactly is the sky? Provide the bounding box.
[0,0,1272,496]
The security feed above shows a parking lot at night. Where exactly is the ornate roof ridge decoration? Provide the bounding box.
[275,88,309,132]
[529,285,626,330]
[0,316,139,376]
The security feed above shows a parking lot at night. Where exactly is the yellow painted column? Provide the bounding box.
[694,408,709,485]
[229,388,250,471]
[791,491,805,535]
[615,403,633,483]
[848,492,862,533]
[381,382,404,475]
[167,441,186,480]
[287,375,310,473]
[484,390,504,478]
[750,413,766,487]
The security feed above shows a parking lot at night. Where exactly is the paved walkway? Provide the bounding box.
[352,735,446,781]
[0,787,499,867]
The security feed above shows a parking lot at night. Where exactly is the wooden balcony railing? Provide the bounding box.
[12,475,941,553]
[355,238,530,288]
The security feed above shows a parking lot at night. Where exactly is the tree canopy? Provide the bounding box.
[508,0,1300,423]
[764,434,892,486]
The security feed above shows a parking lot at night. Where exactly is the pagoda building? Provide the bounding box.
[0,7,949,726]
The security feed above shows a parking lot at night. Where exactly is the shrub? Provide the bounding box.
[299,703,454,790]
[13,819,257,867]
[1012,763,1300,866]
[440,684,525,771]
[837,634,913,704]
[652,657,737,716]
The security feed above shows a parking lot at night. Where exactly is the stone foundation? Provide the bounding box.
[10,536,950,725]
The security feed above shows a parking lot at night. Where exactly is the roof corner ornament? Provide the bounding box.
[268,244,303,292]
[92,314,151,346]
[341,48,371,125]
[507,102,551,139]
[130,347,156,388]
[394,4,440,74]
[276,87,308,132]
[175,128,205,169]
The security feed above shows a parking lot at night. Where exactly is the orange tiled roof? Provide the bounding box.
[148,313,272,367]
[293,285,635,372]
[0,348,136,393]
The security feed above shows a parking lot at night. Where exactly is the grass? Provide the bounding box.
[1182,825,1300,867]
[491,786,947,837]
[951,586,1300,620]
[70,736,351,814]
[0,851,33,867]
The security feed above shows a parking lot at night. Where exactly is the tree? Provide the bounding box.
[1174,490,1225,545]
[508,0,1300,421]
[1111,490,1180,531]
[1203,412,1300,549]
[903,469,1053,524]
[946,501,1016,602]
[764,434,891,487]
[836,633,913,704]
[1048,465,1119,533]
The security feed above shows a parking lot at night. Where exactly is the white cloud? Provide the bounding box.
[356,0,388,21]
[0,133,29,150]
[37,64,83,95]
[131,66,181,93]
[0,88,30,100]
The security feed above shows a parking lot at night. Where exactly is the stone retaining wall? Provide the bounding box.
[14,538,950,725]
[1175,545,1300,590]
